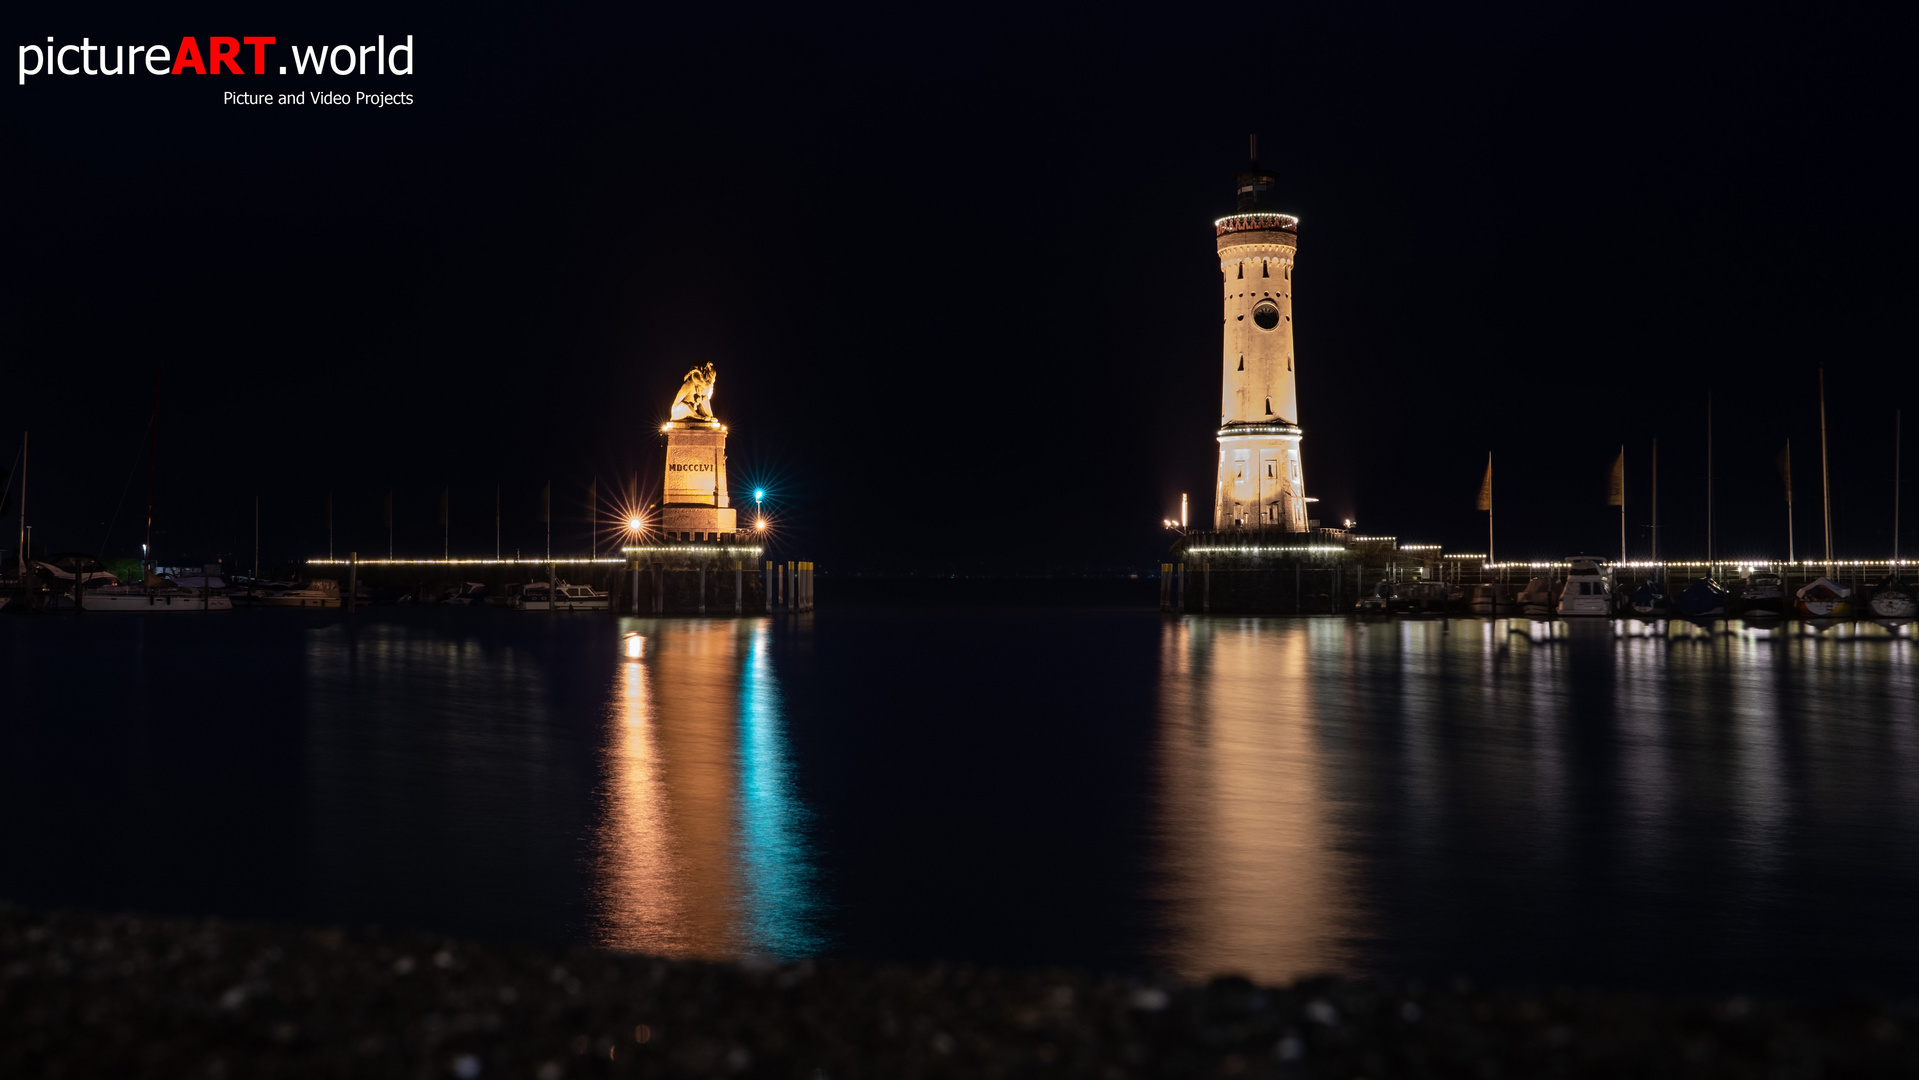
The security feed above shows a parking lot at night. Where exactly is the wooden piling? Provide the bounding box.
[347,552,357,615]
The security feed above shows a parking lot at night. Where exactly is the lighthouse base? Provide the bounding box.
[1214,421,1308,533]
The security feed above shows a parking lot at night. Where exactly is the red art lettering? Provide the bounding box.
[209,37,242,75]
[243,36,275,75]
[171,36,206,75]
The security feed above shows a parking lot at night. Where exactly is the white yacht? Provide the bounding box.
[1556,556,1614,616]
[47,565,234,612]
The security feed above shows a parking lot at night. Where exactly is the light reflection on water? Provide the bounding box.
[1152,617,1361,986]
[16,606,1912,992]
[593,619,822,958]
[1150,615,1916,988]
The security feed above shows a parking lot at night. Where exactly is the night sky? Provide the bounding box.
[6,3,1914,574]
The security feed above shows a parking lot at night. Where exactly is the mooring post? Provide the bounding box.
[348,552,358,615]
[734,559,743,615]
[699,558,707,615]
[549,562,557,614]
[1295,561,1301,614]
[1177,560,1187,613]
[1202,557,1211,614]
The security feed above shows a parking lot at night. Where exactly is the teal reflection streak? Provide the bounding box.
[733,623,825,956]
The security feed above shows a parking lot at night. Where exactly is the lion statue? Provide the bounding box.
[669,362,718,422]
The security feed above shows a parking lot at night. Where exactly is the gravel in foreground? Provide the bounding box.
[5,902,1918,1078]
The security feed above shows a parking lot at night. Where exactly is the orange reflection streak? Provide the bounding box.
[1152,618,1361,984]
[594,626,743,956]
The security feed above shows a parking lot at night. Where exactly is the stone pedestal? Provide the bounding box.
[659,419,737,540]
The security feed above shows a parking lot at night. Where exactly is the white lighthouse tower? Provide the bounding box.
[1213,145,1308,533]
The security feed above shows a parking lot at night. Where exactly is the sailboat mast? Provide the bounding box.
[1651,437,1658,565]
[1819,368,1834,573]
[1707,393,1714,573]
[1785,438,1795,565]
[1895,410,1903,568]
[145,371,159,574]
[16,431,26,575]
[1619,444,1626,568]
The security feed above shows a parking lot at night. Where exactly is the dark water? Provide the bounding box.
[4,602,1917,995]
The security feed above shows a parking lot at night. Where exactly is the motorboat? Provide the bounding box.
[1389,580,1459,614]
[1794,577,1853,619]
[1355,580,1391,615]
[447,582,489,605]
[62,582,234,611]
[1627,575,1669,617]
[1516,576,1558,617]
[43,562,234,611]
[519,581,611,611]
[1869,577,1916,619]
[1676,577,1729,618]
[1463,583,1515,616]
[258,579,344,608]
[1736,572,1786,616]
[1556,557,1613,616]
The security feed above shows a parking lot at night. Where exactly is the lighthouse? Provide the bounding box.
[1213,146,1308,533]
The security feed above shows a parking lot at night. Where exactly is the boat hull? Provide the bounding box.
[1795,599,1852,618]
[521,599,611,611]
[65,592,233,611]
[1870,590,1917,618]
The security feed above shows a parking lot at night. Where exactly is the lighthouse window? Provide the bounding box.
[1266,461,1276,478]
[1237,264,1243,279]
[1262,261,1269,277]
[1252,302,1280,330]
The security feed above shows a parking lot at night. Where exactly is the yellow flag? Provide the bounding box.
[1606,447,1624,506]
[1475,454,1492,511]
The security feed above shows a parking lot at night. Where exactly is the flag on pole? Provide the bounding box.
[1777,441,1793,504]
[438,488,448,527]
[1607,447,1625,506]
[1475,455,1493,511]
[383,490,393,529]
[540,482,550,524]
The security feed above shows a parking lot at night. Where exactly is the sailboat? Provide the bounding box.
[1736,571,1787,617]
[83,372,233,612]
[1871,409,1914,619]
[1795,577,1853,619]
[1677,401,1728,618]
[1796,369,1853,621]
[1629,437,1669,616]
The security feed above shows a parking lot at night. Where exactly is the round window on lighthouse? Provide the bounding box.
[1252,301,1280,330]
